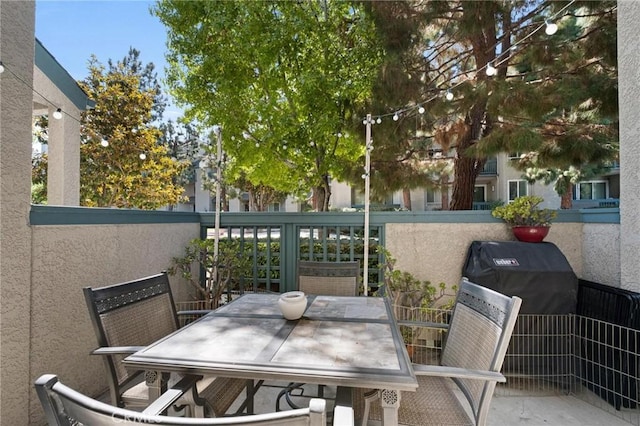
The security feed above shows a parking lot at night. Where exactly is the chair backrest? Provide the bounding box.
[297,261,360,296]
[35,374,327,426]
[441,278,522,426]
[83,272,180,406]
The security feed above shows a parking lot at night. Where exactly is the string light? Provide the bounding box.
[139,153,147,160]
[418,106,425,114]
[360,0,576,125]
[0,59,123,153]
[485,63,497,76]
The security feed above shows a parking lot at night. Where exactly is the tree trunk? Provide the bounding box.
[440,175,450,210]
[450,156,482,210]
[402,188,412,211]
[560,184,573,209]
[313,174,332,211]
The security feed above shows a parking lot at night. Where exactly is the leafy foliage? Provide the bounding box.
[168,238,253,308]
[360,1,618,210]
[375,246,450,309]
[153,0,383,210]
[491,195,557,227]
[79,49,187,208]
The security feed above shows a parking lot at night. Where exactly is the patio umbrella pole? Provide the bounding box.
[363,114,373,296]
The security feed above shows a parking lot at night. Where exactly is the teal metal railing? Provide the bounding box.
[199,212,385,294]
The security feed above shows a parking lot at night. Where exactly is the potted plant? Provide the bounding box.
[375,247,455,358]
[491,195,557,243]
[168,238,253,310]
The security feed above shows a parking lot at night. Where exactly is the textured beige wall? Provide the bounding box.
[28,222,198,424]
[619,1,640,292]
[385,222,584,297]
[0,2,36,425]
[582,223,621,287]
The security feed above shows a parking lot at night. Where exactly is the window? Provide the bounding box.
[508,180,528,201]
[508,152,523,160]
[573,181,608,200]
[351,188,365,206]
[425,188,436,203]
[268,203,281,212]
[473,186,486,202]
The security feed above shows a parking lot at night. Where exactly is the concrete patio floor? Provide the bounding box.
[233,381,638,426]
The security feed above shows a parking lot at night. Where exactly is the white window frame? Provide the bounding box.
[507,180,528,201]
[573,180,609,200]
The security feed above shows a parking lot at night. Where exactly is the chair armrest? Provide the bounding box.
[177,310,213,317]
[333,405,354,426]
[141,375,200,415]
[333,386,354,426]
[397,320,449,331]
[91,346,145,356]
[413,364,506,383]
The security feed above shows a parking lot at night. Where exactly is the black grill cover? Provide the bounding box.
[462,241,578,314]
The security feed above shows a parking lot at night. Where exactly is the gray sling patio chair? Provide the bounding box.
[352,278,522,426]
[276,261,360,411]
[35,374,331,426]
[297,260,360,297]
[83,272,248,417]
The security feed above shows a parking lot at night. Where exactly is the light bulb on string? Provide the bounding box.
[545,20,558,35]
[139,153,146,160]
[376,117,382,124]
[100,139,109,147]
[485,63,497,76]
[0,61,4,74]
[52,108,63,120]
[393,113,399,121]
[445,91,454,101]
[418,106,425,114]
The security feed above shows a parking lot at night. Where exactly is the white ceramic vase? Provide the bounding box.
[278,291,307,320]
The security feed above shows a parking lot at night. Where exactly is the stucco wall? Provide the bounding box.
[582,223,621,287]
[385,222,584,297]
[619,1,640,292]
[0,2,36,425]
[28,222,198,424]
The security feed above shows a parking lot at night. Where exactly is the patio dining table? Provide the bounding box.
[123,293,418,425]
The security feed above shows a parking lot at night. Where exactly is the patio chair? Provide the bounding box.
[297,260,360,296]
[35,374,330,426]
[277,261,360,411]
[83,272,247,417]
[352,278,522,426]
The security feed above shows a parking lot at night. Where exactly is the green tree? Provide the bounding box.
[80,49,187,208]
[346,1,438,210]
[366,1,617,210]
[153,0,383,211]
[471,1,618,209]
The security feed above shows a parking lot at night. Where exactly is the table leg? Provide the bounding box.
[145,370,167,401]
[379,389,400,426]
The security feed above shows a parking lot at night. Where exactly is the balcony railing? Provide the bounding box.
[479,157,498,175]
[200,213,385,294]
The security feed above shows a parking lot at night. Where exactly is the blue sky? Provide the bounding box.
[35,0,182,121]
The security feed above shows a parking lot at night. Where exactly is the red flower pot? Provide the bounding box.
[512,226,550,243]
